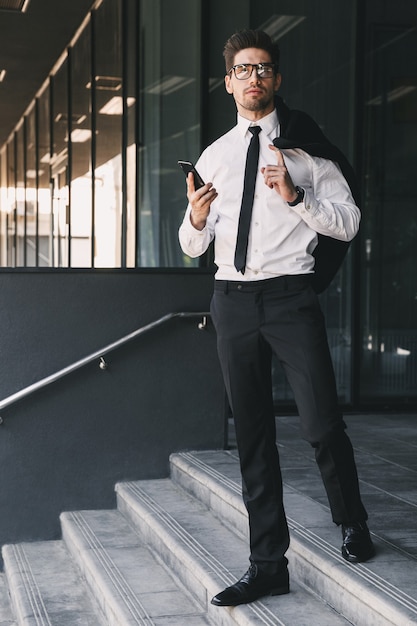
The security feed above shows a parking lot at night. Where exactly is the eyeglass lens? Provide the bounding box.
[233,64,274,79]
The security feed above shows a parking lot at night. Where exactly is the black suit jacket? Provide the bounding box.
[273,96,360,294]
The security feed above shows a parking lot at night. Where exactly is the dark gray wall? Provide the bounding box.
[0,269,225,556]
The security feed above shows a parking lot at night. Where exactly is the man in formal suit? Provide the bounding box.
[179,29,374,607]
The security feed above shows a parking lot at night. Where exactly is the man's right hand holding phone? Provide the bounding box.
[187,173,217,231]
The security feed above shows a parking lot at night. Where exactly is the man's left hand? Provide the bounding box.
[261,145,298,203]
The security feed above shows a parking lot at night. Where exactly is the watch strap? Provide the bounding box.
[287,186,305,207]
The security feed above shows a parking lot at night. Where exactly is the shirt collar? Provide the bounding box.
[237,108,280,139]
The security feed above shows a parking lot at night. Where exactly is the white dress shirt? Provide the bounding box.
[179,109,360,281]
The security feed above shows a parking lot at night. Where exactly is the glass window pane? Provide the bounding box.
[51,61,70,267]
[360,3,417,402]
[7,140,16,266]
[138,0,202,267]
[125,0,138,268]
[25,108,37,266]
[94,0,123,268]
[15,124,25,266]
[71,22,93,267]
[37,88,53,267]
[0,148,8,266]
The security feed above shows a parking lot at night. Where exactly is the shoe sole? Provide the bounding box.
[342,547,375,563]
[211,585,290,607]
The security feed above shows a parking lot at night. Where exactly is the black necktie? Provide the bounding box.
[234,126,261,274]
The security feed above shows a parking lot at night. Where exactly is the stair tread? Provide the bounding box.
[116,478,352,625]
[61,508,210,625]
[3,448,416,625]
[170,450,417,626]
[2,540,104,626]
[0,573,16,626]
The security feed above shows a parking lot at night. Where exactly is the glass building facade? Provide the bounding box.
[0,0,416,409]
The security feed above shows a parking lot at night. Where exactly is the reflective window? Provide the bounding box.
[25,108,37,266]
[70,22,93,267]
[360,3,417,402]
[15,124,25,265]
[51,60,70,267]
[0,149,6,264]
[94,0,123,268]
[138,0,202,267]
[125,0,138,267]
[6,139,16,265]
[0,0,203,270]
[37,87,53,267]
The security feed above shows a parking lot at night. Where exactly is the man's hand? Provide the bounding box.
[187,172,218,231]
[261,145,298,203]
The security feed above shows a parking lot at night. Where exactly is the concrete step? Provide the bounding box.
[60,508,210,625]
[116,477,352,626]
[169,450,417,626]
[0,573,16,626]
[3,448,416,625]
[2,540,104,625]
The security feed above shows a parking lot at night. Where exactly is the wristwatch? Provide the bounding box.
[287,186,305,206]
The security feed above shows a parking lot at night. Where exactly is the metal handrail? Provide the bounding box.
[0,311,210,419]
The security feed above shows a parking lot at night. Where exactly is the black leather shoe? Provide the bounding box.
[211,563,290,606]
[341,522,375,563]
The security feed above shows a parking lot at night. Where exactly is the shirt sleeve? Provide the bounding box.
[178,206,214,258]
[290,154,361,242]
[178,151,216,258]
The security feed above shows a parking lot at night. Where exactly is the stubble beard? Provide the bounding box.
[240,92,274,115]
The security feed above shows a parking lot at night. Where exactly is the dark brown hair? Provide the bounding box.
[223,29,280,74]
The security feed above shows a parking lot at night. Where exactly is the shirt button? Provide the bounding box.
[237,284,242,290]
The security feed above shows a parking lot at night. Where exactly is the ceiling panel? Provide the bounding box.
[0,0,29,10]
[0,0,95,147]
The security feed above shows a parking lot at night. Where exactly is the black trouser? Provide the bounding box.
[210,275,368,573]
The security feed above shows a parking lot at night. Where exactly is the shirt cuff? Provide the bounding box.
[181,211,207,235]
[289,189,318,219]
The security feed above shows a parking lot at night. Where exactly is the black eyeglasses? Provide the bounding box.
[228,63,276,80]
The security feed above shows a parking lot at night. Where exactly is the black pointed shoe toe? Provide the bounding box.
[341,522,375,563]
[211,563,290,607]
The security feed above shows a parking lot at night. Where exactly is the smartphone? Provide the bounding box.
[178,160,205,190]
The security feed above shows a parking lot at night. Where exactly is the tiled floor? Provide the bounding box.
[228,412,417,560]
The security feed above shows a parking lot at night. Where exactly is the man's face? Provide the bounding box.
[225,47,282,119]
